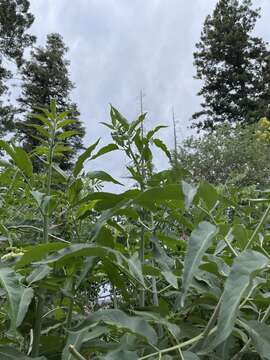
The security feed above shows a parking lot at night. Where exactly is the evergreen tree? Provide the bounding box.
[0,0,35,135]
[18,33,85,170]
[193,0,270,130]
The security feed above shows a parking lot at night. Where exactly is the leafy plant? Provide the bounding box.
[0,101,270,359]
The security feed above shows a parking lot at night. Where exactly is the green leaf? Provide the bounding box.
[183,351,200,360]
[146,125,167,140]
[153,138,171,159]
[16,287,34,327]
[27,265,51,285]
[196,181,218,210]
[57,118,78,129]
[240,320,270,360]
[103,349,138,360]
[110,106,129,130]
[87,171,123,185]
[29,113,53,129]
[181,221,218,306]
[0,346,46,359]
[62,326,108,360]
[13,147,33,177]
[57,130,79,140]
[73,139,100,177]
[0,267,33,330]
[182,181,198,210]
[91,143,119,160]
[15,243,67,268]
[73,309,157,345]
[135,185,183,205]
[206,250,269,351]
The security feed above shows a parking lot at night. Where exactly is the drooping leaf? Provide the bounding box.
[73,309,157,345]
[181,221,218,306]
[73,138,100,177]
[91,143,119,160]
[15,243,67,268]
[87,171,123,185]
[26,265,51,285]
[153,138,171,159]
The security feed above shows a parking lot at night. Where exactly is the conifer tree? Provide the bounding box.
[18,33,85,170]
[193,0,270,130]
[0,0,35,135]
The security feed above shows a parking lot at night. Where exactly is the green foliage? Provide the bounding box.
[17,33,85,170]
[176,124,270,186]
[0,0,35,135]
[1,102,270,359]
[193,0,270,129]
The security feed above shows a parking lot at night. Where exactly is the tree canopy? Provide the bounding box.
[192,0,270,130]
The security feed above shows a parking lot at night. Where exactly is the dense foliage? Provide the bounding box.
[193,0,270,130]
[0,101,269,359]
[175,124,270,187]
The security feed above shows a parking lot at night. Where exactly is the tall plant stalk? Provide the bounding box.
[31,104,56,357]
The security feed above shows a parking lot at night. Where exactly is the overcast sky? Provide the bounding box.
[28,0,270,188]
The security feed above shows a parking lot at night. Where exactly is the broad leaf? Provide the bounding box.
[73,309,157,345]
[181,221,218,306]
[206,250,269,350]
[0,268,33,330]
[241,320,270,360]
[87,171,123,185]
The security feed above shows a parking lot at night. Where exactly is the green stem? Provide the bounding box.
[138,327,216,360]
[245,203,270,250]
[31,293,44,357]
[68,345,87,360]
[31,114,56,357]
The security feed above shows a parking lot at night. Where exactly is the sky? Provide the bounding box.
[28,0,270,189]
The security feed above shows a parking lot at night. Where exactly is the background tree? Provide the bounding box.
[0,0,35,135]
[175,124,270,187]
[17,33,85,170]
[192,0,270,130]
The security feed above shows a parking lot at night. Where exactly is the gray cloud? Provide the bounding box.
[29,0,270,188]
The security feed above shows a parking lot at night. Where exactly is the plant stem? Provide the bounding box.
[31,293,44,357]
[138,327,216,360]
[31,111,56,357]
[245,203,270,250]
[68,345,87,360]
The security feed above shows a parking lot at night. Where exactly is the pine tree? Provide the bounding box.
[18,33,85,170]
[193,0,270,130]
[0,0,35,135]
